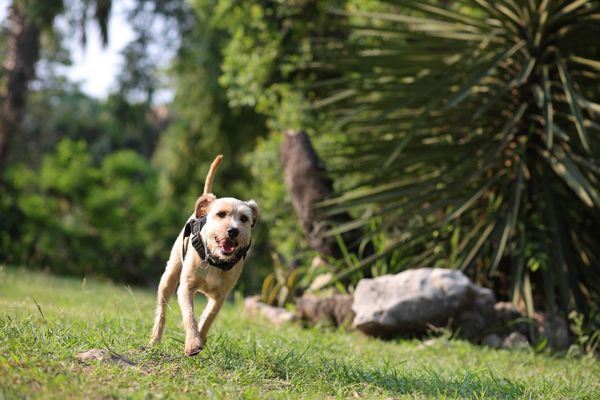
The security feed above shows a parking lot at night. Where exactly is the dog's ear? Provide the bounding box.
[195,193,216,218]
[245,199,259,228]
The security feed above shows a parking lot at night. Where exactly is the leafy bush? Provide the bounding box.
[0,139,178,284]
[310,0,600,314]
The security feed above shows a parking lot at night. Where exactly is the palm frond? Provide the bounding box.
[311,0,600,313]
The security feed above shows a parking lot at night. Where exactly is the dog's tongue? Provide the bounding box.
[220,239,237,254]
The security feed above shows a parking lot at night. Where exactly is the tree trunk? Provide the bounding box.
[280,129,372,259]
[0,3,41,175]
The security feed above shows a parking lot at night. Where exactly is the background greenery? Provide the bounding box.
[1,1,599,339]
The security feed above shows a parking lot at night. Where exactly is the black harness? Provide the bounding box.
[182,217,250,271]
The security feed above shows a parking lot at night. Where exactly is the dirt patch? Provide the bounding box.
[75,348,136,368]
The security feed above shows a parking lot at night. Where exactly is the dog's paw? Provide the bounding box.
[184,337,203,356]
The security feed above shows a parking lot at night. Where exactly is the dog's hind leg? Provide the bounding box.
[149,249,182,345]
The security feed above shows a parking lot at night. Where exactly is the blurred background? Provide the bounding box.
[1,0,599,326]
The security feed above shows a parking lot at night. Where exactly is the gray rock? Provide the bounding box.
[482,333,503,349]
[295,294,354,327]
[456,285,496,338]
[244,296,296,325]
[352,268,494,337]
[534,312,569,349]
[502,332,530,350]
[456,310,487,339]
[493,302,523,323]
[490,302,529,336]
[307,272,333,293]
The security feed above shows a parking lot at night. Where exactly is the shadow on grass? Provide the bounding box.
[314,357,525,398]
[172,334,526,398]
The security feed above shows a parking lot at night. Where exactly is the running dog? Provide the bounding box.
[149,155,258,355]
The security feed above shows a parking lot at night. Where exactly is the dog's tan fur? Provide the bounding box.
[203,154,222,195]
[149,155,258,355]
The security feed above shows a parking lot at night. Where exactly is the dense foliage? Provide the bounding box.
[1,0,599,325]
[309,0,600,316]
[1,139,178,283]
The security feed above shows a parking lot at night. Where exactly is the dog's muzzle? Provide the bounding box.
[182,217,251,271]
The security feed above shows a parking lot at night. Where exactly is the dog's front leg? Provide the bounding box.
[177,283,203,356]
[197,295,225,345]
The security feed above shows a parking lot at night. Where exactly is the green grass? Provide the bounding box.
[1,267,599,399]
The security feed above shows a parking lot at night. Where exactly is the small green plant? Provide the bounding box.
[260,252,301,307]
[568,311,600,357]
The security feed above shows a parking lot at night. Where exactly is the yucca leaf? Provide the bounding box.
[311,89,356,109]
[575,94,600,116]
[333,223,441,281]
[331,8,486,35]
[454,216,487,256]
[557,53,591,153]
[493,2,525,28]
[510,234,526,305]
[458,221,496,271]
[523,271,535,324]
[445,41,525,110]
[447,170,503,220]
[540,146,600,207]
[570,55,600,72]
[381,0,491,29]
[549,0,590,25]
[542,65,554,148]
[541,166,570,313]
[490,166,524,274]
[571,154,600,176]
[306,0,600,314]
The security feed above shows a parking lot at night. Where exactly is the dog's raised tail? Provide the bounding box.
[203,154,223,195]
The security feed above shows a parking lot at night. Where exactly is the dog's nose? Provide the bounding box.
[227,227,239,238]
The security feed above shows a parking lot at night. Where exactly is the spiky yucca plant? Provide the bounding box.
[312,0,600,315]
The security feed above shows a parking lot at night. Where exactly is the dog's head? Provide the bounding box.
[194,194,258,262]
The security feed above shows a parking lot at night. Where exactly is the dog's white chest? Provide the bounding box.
[194,262,244,297]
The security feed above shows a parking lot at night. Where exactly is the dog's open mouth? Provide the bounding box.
[218,239,238,255]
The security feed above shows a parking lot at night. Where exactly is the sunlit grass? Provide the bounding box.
[1,266,599,399]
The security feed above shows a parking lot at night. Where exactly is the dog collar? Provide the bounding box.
[182,217,250,271]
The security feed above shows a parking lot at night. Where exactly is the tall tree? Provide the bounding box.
[1,2,43,174]
[154,1,266,206]
[0,0,111,175]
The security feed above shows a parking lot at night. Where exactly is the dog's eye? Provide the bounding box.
[240,215,248,223]
[216,211,227,218]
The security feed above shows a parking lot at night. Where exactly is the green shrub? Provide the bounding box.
[311,0,600,315]
[0,139,178,284]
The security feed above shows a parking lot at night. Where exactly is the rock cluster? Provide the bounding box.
[294,268,569,349]
[350,268,568,348]
[352,268,495,338]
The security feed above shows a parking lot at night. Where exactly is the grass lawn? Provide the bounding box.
[1,266,599,399]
